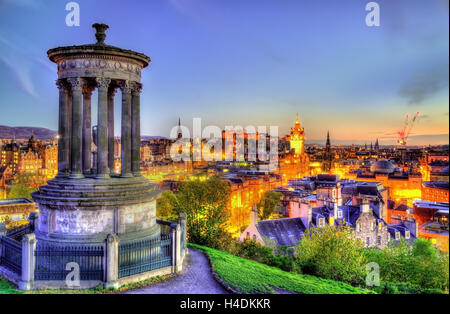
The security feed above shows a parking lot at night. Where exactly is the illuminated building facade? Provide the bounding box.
[289,115,305,156]
[421,181,449,203]
[0,136,58,180]
[413,200,449,252]
[278,117,310,184]
[0,198,36,223]
[354,159,422,207]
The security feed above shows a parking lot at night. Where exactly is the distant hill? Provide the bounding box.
[0,126,57,140]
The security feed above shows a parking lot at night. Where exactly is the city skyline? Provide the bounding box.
[0,0,448,145]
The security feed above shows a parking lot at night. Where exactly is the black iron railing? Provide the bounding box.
[34,243,104,281]
[118,234,172,279]
[0,236,22,275]
[6,224,32,241]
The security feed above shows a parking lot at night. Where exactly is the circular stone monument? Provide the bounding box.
[32,24,161,245]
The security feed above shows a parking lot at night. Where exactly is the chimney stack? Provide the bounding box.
[361,198,370,213]
[250,205,258,226]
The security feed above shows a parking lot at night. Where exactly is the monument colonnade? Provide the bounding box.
[55,76,142,179]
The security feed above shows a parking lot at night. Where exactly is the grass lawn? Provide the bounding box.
[0,277,23,294]
[189,243,375,294]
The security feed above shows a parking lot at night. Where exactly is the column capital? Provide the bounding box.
[96,77,111,90]
[131,82,142,96]
[119,80,132,94]
[67,77,84,92]
[56,79,69,92]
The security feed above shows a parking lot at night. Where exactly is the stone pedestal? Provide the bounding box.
[104,234,119,289]
[18,233,36,291]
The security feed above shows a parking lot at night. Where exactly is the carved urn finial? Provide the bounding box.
[92,23,109,45]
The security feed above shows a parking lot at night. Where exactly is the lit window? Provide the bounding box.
[337,210,343,218]
[395,232,400,240]
[319,218,325,227]
[405,231,410,239]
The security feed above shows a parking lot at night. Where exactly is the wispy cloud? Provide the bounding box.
[0,33,52,98]
[398,65,449,105]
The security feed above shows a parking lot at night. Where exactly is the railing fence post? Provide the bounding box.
[18,233,36,291]
[104,234,119,289]
[178,212,187,259]
[175,223,182,272]
[170,223,177,273]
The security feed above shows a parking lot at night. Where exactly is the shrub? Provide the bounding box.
[294,224,367,286]
[371,281,446,294]
[363,238,449,292]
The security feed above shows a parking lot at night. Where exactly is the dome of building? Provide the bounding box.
[370,159,395,174]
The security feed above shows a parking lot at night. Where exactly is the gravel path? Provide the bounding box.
[123,248,229,294]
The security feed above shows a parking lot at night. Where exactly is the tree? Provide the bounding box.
[412,238,438,260]
[363,238,449,291]
[257,191,282,220]
[156,190,177,220]
[8,182,35,199]
[295,224,367,285]
[171,176,231,249]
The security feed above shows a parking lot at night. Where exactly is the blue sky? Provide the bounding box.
[0,0,448,145]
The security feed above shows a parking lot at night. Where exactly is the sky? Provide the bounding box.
[0,0,448,145]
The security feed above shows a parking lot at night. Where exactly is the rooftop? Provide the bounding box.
[0,198,34,206]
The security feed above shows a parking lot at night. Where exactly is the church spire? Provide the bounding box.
[326,131,330,149]
[177,117,182,139]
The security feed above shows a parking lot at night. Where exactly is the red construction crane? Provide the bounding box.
[397,111,420,147]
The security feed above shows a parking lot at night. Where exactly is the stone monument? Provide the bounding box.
[32,23,161,245]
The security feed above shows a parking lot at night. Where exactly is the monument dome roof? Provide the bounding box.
[47,23,150,68]
[370,159,395,174]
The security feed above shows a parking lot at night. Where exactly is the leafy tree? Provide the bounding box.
[171,176,231,249]
[363,238,449,291]
[156,190,177,220]
[412,238,438,260]
[295,224,367,285]
[257,190,282,220]
[8,182,35,199]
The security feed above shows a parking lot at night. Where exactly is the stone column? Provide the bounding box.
[120,80,133,177]
[175,223,182,272]
[18,233,36,291]
[82,84,94,174]
[131,82,142,176]
[107,86,117,174]
[170,224,177,273]
[96,77,111,178]
[56,79,70,177]
[178,212,187,257]
[104,234,119,289]
[67,77,84,179]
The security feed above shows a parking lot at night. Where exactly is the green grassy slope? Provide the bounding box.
[0,277,23,294]
[189,243,375,294]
